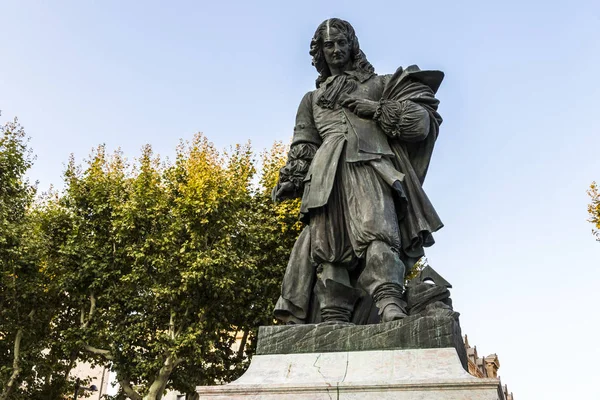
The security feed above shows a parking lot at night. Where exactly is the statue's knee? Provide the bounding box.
[366,240,397,261]
[364,240,406,281]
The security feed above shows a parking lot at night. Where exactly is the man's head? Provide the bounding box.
[310,18,374,88]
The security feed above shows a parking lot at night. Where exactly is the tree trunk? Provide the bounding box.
[237,330,249,359]
[143,355,181,400]
[0,328,24,400]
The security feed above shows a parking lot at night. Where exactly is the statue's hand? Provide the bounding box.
[272,181,296,203]
[340,96,378,118]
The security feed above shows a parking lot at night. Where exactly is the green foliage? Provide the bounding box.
[35,136,299,399]
[0,118,35,399]
[588,181,600,242]
[404,256,427,283]
[0,119,73,399]
[0,119,302,398]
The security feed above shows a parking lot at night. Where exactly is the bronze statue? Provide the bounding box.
[273,18,444,325]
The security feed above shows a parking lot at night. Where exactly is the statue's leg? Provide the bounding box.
[339,161,407,322]
[308,162,359,323]
[314,262,361,323]
[359,240,408,322]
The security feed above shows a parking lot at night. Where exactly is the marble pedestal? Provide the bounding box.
[196,347,501,399]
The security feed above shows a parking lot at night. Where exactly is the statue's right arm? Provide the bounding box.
[274,92,322,201]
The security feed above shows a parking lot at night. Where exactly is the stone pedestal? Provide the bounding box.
[197,317,502,399]
[196,348,501,399]
[256,309,468,370]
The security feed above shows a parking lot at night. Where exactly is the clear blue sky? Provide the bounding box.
[2,0,599,398]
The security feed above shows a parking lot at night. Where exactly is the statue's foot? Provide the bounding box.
[380,303,408,323]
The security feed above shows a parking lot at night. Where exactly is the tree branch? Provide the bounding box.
[119,378,142,400]
[63,349,79,387]
[169,310,176,340]
[82,344,113,360]
[175,324,184,338]
[174,306,191,339]
[0,328,24,400]
[81,293,96,329]
[237,330,249,359]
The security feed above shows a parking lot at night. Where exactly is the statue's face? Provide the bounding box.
[322,28,351,71]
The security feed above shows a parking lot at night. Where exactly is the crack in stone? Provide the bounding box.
[341,352,349,382]
[312,354,333,400]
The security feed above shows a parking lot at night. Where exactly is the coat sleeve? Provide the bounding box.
[374,74,435,142]
[374,100,430,142]
[277,92,321,196]
[374,98,431,142]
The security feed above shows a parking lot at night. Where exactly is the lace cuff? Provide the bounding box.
[278,143,318,191]
[374,100,430,141]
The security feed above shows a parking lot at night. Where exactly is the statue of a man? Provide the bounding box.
[273,18,444,325]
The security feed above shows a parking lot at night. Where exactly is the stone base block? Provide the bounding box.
[196,348,501,399]
[256,310,468,370]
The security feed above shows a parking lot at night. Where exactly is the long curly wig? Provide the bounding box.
[310,18,375,88]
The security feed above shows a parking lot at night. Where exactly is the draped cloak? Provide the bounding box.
[274,65,444,324]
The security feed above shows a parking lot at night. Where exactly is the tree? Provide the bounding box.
[0,119,69,399]
[0,118,87,400]
[0,122,305,399]
[36,136,301,399]
[588,181,600,241]
[0,117,37,400]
